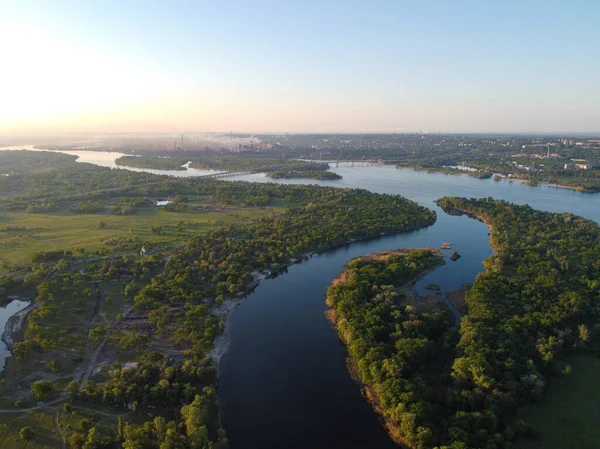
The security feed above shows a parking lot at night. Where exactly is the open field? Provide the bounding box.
[0,201,282,267]
[520,355,600,449]
[0,410,61,448]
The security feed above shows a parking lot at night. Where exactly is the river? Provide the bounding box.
[215,166,600,449]
[0,299,30,371]
[2,147,600,446]
[0,145,224,177]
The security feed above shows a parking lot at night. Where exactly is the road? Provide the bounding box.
[53,408,66,449]
[79,305,133,391]
[0,398,65,413]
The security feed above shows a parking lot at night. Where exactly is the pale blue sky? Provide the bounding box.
[1,0,599,133]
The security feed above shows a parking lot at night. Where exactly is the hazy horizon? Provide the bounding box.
[2,0,599,134]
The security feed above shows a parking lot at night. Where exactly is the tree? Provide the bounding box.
[82,427,101,449]
[19,426,34,440]
[579,324,590,343]
[13,339,40,361]
[67,380,80,401]
[117,416,125,442]
[180,394,210,448]
[99,221,107,229]
[69,432,85,449]
[31,380,54,400]
[48,359,61,373]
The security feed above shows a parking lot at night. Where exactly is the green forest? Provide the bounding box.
[326,249,454,448]
[328,197,600,449]
[0,150,436,449]
[114,155,189,170]
[265,170,342,180]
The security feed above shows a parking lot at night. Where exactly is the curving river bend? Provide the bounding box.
[2,146,600,447]
[216,165,600,449]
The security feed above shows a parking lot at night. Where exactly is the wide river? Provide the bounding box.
[2,146,600,447]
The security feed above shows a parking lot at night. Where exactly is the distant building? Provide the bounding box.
[564,163,574,169]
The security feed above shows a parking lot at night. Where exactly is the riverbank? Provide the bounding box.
[209,272,266,366]
[325,248,451,448]
[507,177,585,192]
[397,164,600,194]
[209,226,437,368]
[1,300,35,351]
[445,285,470,314]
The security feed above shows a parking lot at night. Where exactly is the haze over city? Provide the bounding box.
[2,0,599,135]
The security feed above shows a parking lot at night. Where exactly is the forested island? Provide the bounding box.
[114,155,189,170]
[326,249,453,447]
[265,170,342,180]
[0,150,436,448]
[395,163,493,180]
[327,197,600,448]
[189,155,330,173]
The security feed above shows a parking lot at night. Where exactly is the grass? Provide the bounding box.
[0,410,60,449]
[0,201,283,267]
[97,281,125,322]
[520,355,600,449]
[59,408,117,442]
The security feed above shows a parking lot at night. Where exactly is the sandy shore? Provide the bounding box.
[2,301,37,351]
[209,271,267,366]
[207,228,437,367]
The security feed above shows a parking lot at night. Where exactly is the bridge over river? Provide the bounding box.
[202,170,254,178]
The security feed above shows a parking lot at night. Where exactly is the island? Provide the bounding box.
[326,248,453,448]
[265,170,342,180]
[114,155,189,170]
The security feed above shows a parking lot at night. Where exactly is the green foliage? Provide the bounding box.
[19,426,34,440]
[328,198,600,448]
[266,170,342,180]
[30,250,72,264]
[115,155,188,170]
[31,380,54,401]
[326,249,452,448]
[434,196,600,448]
[189,155,330,173]
[71,201,103,213]
[48,359,61,373]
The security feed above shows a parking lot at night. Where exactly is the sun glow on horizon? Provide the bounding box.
[1,1,599,134]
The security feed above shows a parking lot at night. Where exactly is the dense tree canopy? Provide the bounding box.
[328,197,600,448]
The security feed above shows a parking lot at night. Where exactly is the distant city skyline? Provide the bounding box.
[2,0,599,134]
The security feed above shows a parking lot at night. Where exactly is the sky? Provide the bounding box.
[1,0,599,134]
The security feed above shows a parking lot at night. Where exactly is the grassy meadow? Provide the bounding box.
[520,355,600,449]
[0,199,283,268]
[0,411,61,449]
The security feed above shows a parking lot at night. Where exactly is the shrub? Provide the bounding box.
[19,426,34,440]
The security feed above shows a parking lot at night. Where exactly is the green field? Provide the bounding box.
[0,411,61,449]
[0,202,281,267]
[521,355,600,449]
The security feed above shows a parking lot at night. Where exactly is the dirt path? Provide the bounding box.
[53,408,66,449]
[83,288,104,359]
[79,304,133,391]
[0,398,65,413]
